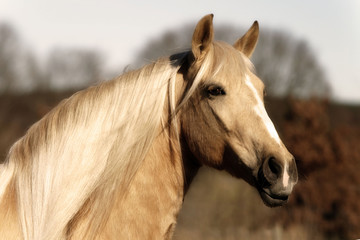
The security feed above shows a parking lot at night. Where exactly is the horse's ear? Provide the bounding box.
[192,14,214,60]
[233,21,259,58]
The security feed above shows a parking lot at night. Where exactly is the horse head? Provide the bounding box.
[179,14,298,207]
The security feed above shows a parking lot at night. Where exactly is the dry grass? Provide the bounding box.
[173,168,326,240]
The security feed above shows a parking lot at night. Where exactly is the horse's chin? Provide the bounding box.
[257,188,289,207]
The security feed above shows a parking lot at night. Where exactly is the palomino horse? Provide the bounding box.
[0,14,298,239]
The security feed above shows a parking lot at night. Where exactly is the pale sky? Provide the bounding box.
[0,0,359,103]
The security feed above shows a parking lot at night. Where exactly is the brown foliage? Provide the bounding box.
[281,99,360,239]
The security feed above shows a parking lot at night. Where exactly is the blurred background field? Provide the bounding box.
[1,1,360,239]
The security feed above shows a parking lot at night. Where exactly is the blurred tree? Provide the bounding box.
[133,23,331,99]
[0,22,52,92]
[0,23,20,92]
[25,52,49,91]
[253,30,330,98]
[46,49,103,90]
[0,22,107,93]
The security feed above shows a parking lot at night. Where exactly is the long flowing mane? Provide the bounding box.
[1,56,179,239]
[0,46,221,239]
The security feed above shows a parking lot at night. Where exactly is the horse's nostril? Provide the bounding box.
[268,157,282,177]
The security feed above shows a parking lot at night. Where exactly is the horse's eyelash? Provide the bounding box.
[203,83,225,91]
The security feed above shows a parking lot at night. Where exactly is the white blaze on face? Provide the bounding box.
[245,75,281,145]
[283,162,290,187]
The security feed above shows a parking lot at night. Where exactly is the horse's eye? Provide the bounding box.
[207,86,226,97]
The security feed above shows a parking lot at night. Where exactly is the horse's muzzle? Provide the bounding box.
[256,156,298,207]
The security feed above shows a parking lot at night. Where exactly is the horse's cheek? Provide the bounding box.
[182,120,225,167]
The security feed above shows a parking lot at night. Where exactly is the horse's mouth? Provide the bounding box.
[258,188,289,207]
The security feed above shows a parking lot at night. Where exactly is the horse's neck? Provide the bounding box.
[70,72,202,239]
[70,129,189,239]
[107,131,186,239]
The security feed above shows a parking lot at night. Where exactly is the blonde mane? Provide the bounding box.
[1,56,176,239]
[0,46,224,239]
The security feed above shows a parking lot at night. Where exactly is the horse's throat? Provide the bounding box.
[180,137,202,193]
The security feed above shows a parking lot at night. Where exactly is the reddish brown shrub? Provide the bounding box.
[280,99,360,239]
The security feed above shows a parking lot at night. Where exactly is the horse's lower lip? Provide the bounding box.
[259,189,288,207]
